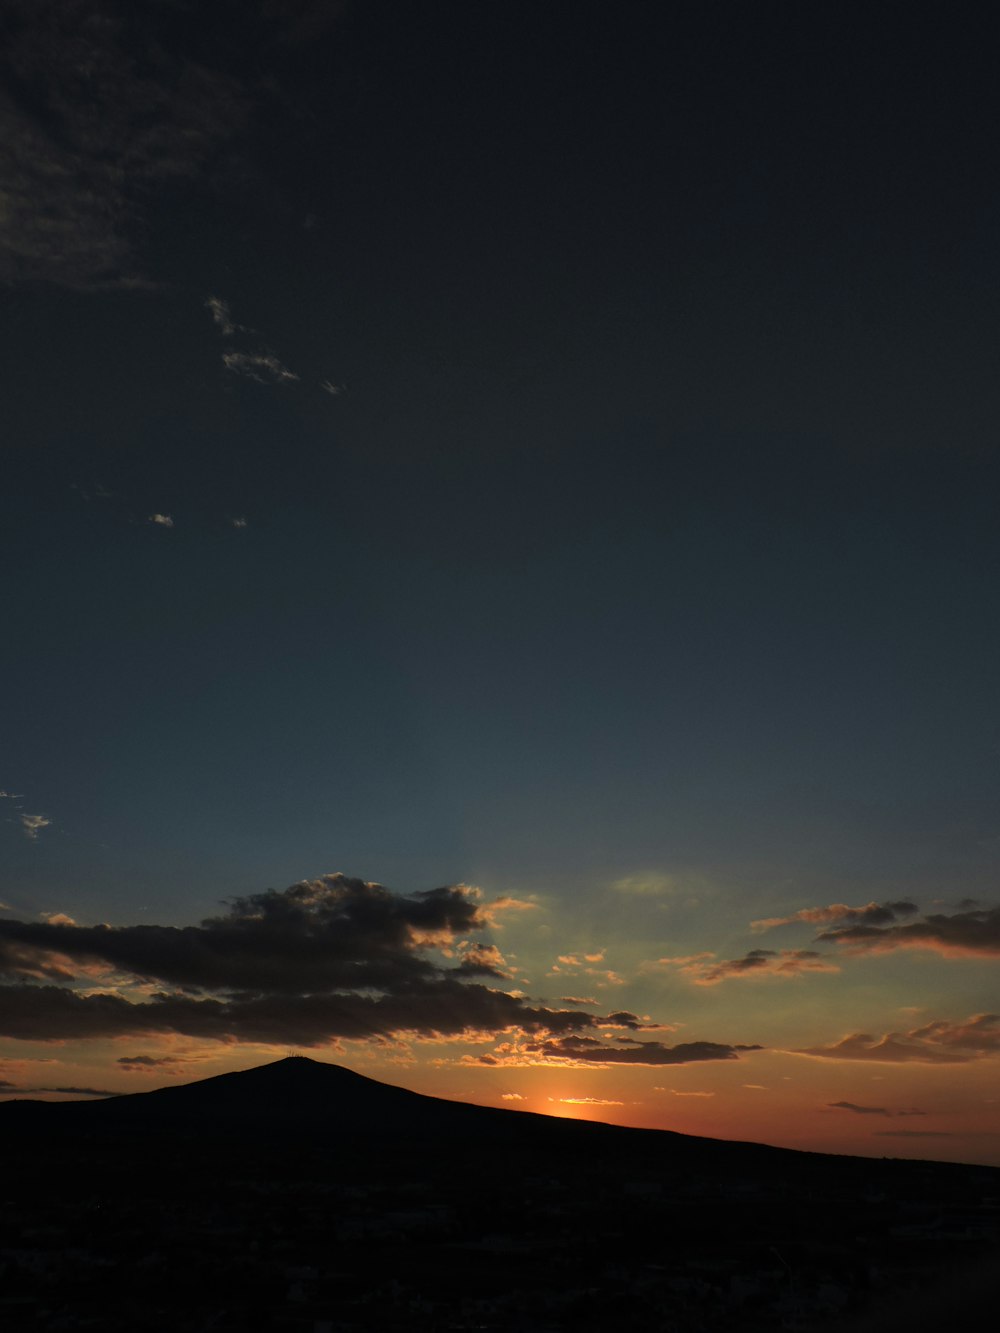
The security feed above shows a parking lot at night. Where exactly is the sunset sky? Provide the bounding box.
[2,1,998,1165]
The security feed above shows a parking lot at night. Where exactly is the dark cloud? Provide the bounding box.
[0,874,761,1060]
[0,0,345,289]
[35,1085,116,1098]
[0,874,491,992]
[752,900,919,931]
[655,948,839,985]
[828,1101,891,1117]
[0,1,249,288]
[117,1055,178,1068]
[797,1013,1000,1064]
[872,1131,959,1139]
[468,1035,763,1068]
[818,904,1000,958]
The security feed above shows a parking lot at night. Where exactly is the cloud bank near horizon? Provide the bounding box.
[0,874,759,1065]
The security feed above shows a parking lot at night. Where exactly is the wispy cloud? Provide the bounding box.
[20,814,51,841]
[205,296,242,336]
[147,513,174,529]
[0,1,250,289]
[222,350,299,385]
[797,1013,1000,1064]
[553,1096,625,1107]
[612,872,677,896]
[650,948,839,985]
[752,900,919,932]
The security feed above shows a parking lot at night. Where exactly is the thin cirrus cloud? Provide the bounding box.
[0,874,762,1063]
[649,948,840,985]
[796,1013,1000,1064]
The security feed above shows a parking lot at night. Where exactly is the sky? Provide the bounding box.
[2,0,999,1165]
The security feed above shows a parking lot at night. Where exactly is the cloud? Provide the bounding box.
[817,904,1000,959]
[828,1101,891,1117]
[559,996,597,1006]
[320,380,345,396]
[147,514,174,529]
[611,873,678,896]
[31,1085,116,1098]
[466,1035,762,1069]
[205,295,301,388]
[0,791,24,799]
[20,814,51,841]
[453,942,512,979]
[872,1130,958,1139]
[0,873,762,1059]
[554,1096,624,1107]
[0,1,348,290]
[205,296,241,336]
[651,948,839,985]
[752,900,919,932]
[230,517,249,529]
[500,1092,525,1101]
[222,351,299,385]
[0,1,251,288]
[796,1013,1000,1064]
[117,1055,179,1070]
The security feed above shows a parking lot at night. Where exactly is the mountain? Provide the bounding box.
[3,1058,997,1333]
[0,1054,794,1161]
[0,1054,724,1155]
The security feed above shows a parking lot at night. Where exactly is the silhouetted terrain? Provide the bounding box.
[2,1058,998,1331]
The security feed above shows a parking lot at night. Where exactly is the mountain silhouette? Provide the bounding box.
[3,1058,997,1333]
[2,1054,798,1166]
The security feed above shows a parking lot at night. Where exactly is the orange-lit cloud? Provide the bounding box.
[796,1013,1000,1064]
[0,875,655,1048]
[650,948,839,985]
[752,900,918,932]
[553,1096,624,1106]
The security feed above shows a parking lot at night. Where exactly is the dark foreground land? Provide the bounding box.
[2,1058,998,1331]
